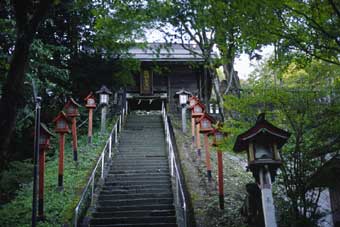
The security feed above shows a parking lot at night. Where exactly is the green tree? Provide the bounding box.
[0,0,54,168]
[224,58,340,226]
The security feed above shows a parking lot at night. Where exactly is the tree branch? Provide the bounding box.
[327,0,340,19]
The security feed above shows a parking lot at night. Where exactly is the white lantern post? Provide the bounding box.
[96,85,112,134]
[175,89,192,133]
[233,113,290,227]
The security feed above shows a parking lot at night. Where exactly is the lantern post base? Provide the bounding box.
[219,194,224,210]
[58,175,63,188]
[196,148,201,159]
[207,170,212,182]
[36,215,45,222]
[73,150,78,162]
[37,198,45,222]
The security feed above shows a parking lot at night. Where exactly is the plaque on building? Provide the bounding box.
[140,70,153,95]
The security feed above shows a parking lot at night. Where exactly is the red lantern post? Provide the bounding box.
[210,123,227,209]
[37,123,54,220]
[190,101,205,158]
[84,92,96,144]
[197,113,215,181]
[64,98,81,161]
[53,112,70,188]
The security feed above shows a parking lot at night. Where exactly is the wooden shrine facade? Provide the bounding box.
[126,43,214,111]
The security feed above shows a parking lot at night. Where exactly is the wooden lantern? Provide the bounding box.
[39,123,54,150]
[197,113,215,133]
[188,96,199,108]
[64,98,81,117]
[208,122,227,210]
[84,92,96,109]
[53,111,70,133]
[38,123,54,219]
[233,113,290,182]
[209,122,228,147]
[190,102,205,118]
[53,111,70,188]
[64,98,81,161]
[196,113,216,181]
[84,92,96,144]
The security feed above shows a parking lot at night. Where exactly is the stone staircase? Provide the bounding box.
[89,113,178,227]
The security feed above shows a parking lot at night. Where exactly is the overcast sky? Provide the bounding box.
[145,29,274,80]
[234,46,274,80]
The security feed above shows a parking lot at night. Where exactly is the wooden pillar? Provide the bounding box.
[71,117,78,161]
[204,134,212,181]
[58,133,65,188]
[217,150,224,209]
[38,147,46,219]
[196,123,201,159]
[88,108,93,144]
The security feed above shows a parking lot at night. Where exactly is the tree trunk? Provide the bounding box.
[0,34,32,168]
[209,67,225,121]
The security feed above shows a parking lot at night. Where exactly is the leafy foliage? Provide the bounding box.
[0,124,112,226]
[224,58,340,226]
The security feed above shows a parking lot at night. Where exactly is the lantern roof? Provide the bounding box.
[208,121,226,136]
[84,92,95,101]
[53,111,69,123]
[174,88,192,98]
[64,97,81,109]
[308,155,340,189]
[189,101,205,111]
[40,123,55,137]
[196,113,216,125]
[96,85,112,95]
[188,96,199,102]
[233,113,290,152]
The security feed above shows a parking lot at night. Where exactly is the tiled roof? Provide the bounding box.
[128,43,216,62]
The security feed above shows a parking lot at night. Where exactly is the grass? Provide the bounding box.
[0,118,116,227]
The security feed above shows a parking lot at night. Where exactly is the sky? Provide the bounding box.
[145,29,274,80]
[234,46,274,80]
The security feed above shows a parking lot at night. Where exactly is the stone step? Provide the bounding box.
[95,204,175,212]
[111,163,168,168]
[109,169,170,174]
[100,188,172,195]
[109,165,169,171]
[118,144,165,148]
[102,183,171,191]
[89,113,177,227]
[98,192,173,201]
[110,163,168,168]
[104,179,171,187]
[113,157,167,161]
[97,198,173,207]
[114,155,167,159]
[117,150,166,154]
[105,175,170,181]
[113,156,167,161]
[90,216,176,225]
[92,209,175,218]
[90,223,177,227]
